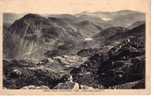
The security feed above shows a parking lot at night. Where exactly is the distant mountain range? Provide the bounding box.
[3,10,145,61]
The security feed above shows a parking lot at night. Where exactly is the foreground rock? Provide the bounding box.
[54,81,95,90]
[53,81,79,89]
[3,59,70,89]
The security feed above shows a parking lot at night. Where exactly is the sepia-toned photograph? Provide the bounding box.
[0,0,151,95]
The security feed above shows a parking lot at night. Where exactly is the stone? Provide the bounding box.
[53,81,79,89]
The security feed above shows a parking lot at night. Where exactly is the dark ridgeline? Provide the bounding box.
[3,10,145,89]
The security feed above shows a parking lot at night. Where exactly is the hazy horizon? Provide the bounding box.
[3,9,145,25]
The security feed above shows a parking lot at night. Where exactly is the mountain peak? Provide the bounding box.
[22,13,43,20]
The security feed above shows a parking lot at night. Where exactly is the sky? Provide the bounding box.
[1,0,147,24]
[0,0,147,14]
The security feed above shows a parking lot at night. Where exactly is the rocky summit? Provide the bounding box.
[3,10,145,89]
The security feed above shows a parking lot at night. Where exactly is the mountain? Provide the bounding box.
[74,20,102,37]
[78,10,145,27]
[46,10,145,37]
[93,22,145,47]
[3,13,25,28]
[4,14,83,61]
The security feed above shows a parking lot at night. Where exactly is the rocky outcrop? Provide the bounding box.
[71,36,145,88]
[53,81,79,89]
[3,59,70,89]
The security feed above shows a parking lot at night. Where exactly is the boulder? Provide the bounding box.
[53,81,79,90]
